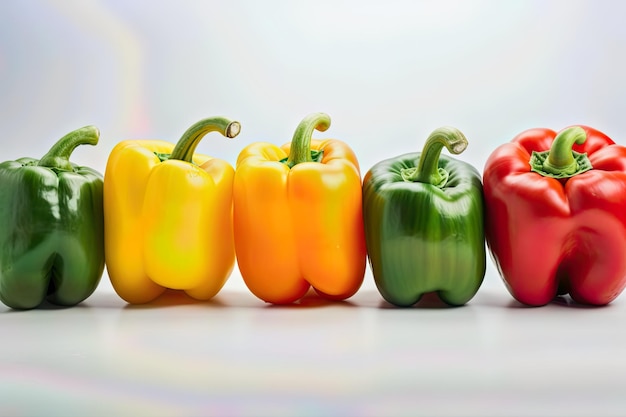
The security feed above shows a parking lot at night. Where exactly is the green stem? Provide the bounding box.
[402,127,468,186]
[528,126,592,179]
[169,117,240,163]
[542,127,587,175]
[285,112,331,168]
[38,126,100,171]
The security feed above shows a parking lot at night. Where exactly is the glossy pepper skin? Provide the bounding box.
[484,126,626,306]
[363,127,485,307]
[104,117,240,304]
[0,126,104,310]
[233,112,366,304]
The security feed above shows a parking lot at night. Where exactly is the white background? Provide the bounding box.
[2,1,626,416]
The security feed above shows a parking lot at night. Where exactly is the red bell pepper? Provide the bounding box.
[483,125,626,306]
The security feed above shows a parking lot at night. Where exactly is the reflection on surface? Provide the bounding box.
[2,284,625,416]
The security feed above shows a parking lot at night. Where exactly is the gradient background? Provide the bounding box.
[3,1,625,177]
[2,1,626,416]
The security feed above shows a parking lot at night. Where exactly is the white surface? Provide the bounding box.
[3,1,626,416]
[2,267,626,417]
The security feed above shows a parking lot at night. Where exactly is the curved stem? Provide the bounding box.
[285,112,331,168]
[38,126,99,171]
[542,127,587,176]
[169,117,240,163]
[403,126,468,185]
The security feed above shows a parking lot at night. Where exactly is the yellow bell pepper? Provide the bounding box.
[233,112,367,304]
[104,117,240,304]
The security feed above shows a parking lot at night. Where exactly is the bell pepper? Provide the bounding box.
[363,127,486,307]
[233,112,366,304]
[483,125,626,306]
[104,117,240,304]
[0,126,104,310]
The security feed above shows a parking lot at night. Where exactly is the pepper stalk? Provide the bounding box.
[283,112,330,168]
[401,126,469,187]
[38,126,100,172]
[529,126,593,179]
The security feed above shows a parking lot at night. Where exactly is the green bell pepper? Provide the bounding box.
[362,127,485,307]
[0,126,104,309]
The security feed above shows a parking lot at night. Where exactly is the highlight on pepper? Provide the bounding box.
[233,112,367,304]
[363,126,486,307]
[483,125,626,306]
[0,126,105,309]
[104,116,240,304]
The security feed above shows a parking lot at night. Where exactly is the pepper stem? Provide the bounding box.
[169,117,240,163]
[542,127,586,175]
[37,126,100,171]
[529,126,592,178]
[285,112,331,168]
[402,127,468,187]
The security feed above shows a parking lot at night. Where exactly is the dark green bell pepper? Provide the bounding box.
[0,126,104,309]
[363,127,485,307]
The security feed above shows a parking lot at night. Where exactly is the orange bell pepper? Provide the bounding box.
[104,117,240,304]
[233,112,366,304]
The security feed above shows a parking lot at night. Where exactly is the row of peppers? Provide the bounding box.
[2,113,626,310]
